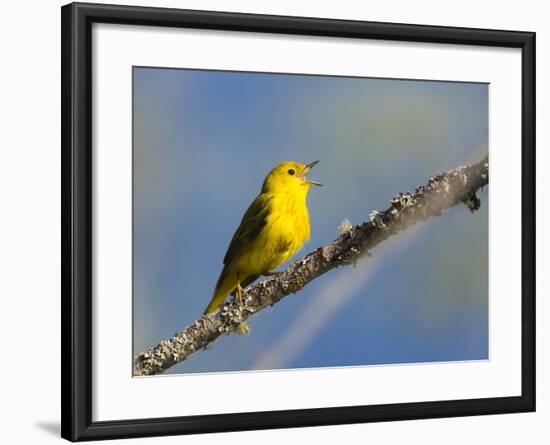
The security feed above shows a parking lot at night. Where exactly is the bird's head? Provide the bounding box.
[261,161,322,194]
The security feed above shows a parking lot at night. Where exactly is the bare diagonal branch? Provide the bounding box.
[133,156,489,376]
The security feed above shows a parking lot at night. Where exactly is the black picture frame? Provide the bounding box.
[61,2,536,441]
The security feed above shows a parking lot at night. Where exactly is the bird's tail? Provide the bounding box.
[203,269,234,315]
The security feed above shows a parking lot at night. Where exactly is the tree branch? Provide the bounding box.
[134,156,489,376]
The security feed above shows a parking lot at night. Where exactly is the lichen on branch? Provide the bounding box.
[133,156,489,376]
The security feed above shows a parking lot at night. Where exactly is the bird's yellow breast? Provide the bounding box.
[237,192,310,274]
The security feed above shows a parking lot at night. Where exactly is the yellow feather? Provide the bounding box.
[203,161,320,314]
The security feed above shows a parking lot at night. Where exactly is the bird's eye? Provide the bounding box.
[288,169,295,176]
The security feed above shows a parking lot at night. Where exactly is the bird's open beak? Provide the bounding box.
[302,160,323,186]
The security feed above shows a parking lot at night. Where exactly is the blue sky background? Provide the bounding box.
[132,67,488,375]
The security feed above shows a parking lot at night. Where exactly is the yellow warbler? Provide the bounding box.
[203,161,322,315]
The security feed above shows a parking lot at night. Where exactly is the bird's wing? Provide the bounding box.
[222,193,272,266]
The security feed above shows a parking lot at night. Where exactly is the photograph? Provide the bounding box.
[57,2,536,441]
[132,67,489,376]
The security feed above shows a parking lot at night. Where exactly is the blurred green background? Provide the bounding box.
[133,67,488,374]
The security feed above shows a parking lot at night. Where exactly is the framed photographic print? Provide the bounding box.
[61,2,536,441]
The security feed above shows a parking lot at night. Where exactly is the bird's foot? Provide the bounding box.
[233,280,251,335]
[234,280,248,306]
